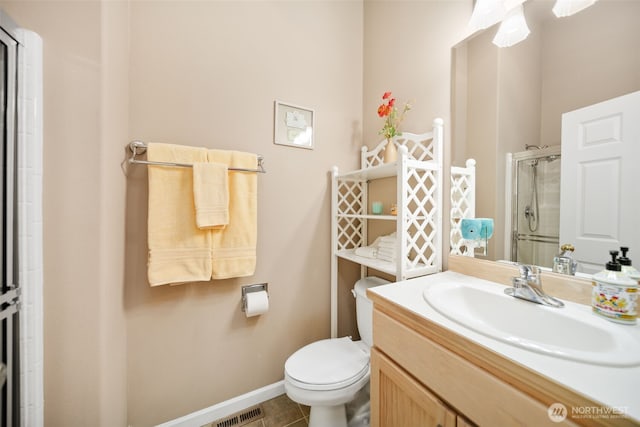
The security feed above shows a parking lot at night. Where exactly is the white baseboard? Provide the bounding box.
[156,381,285,427]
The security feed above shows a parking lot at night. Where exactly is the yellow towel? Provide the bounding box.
[208,149,258,279]
[192,162,229,229]
[147,143,212,286]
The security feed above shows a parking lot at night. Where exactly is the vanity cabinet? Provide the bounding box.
[370,305,581,427]
[371,347,458,427]
[330,119,444,336]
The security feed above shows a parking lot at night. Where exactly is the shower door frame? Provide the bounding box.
[505,145,561,266]
[0,17,19,427]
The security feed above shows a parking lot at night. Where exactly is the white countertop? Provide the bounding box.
[369,270,640,422]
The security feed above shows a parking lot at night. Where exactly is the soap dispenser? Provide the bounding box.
[552,244,578,275]
[592,250,638,324]
[619,246,640,284]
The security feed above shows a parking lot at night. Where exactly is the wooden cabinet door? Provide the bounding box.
[370,347,456,427]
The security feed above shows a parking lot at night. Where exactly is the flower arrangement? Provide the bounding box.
[377,91,411,140]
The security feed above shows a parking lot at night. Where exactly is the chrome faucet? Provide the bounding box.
[504,265,564,308]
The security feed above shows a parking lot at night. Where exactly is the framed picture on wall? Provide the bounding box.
[274,100,314,150]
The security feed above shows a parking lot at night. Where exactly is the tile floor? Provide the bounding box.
[203,394,309,427]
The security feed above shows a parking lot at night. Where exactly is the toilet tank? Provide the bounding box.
[353,276,390,347]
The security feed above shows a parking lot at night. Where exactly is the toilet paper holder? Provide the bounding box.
[241,283,268,312]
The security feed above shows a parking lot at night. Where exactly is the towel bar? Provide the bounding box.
[128,140,266,173]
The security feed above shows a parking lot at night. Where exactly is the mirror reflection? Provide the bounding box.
[451,0,640,275]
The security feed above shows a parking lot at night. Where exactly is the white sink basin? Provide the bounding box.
[423,281,640,367]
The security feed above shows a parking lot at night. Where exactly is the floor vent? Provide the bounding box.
[214,404,264,427]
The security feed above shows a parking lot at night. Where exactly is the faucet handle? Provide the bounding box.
[518,264,531,279]
[517,264,542,278]
[515,265,542,287]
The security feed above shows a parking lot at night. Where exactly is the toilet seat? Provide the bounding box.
[285,337,369,391]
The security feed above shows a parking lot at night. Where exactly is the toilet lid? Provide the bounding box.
[285,337,369,391]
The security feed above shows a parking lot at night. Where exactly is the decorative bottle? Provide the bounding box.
[619,246,640,284]
[552,244,578,275]
[592,250,638,324]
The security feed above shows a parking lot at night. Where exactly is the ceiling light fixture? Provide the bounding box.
[492,5,531,48]
[468,0,599,48]
[552,0,598,17]
[468,0,526,32]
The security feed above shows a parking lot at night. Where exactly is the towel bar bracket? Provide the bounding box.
[130,140,147,155]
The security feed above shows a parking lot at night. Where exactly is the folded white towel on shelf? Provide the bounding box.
[380,232,396,244]
[377,247,396,258]
[377,253,396,263]
[378,240,396,249]
[355,247,378,259]
[353,232,397,263]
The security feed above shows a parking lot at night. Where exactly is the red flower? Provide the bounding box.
[377,103,391,117]
[377,91,411,139]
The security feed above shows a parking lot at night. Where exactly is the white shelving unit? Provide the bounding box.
[330,118,444,337]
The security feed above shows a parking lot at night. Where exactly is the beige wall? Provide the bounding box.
[363,0,471,145]
[539,0,640,145]
[0,0,476,425]
[0,0,130,425]
[464,30,499,260]
[125,1,363,425]
[363,0,471,266]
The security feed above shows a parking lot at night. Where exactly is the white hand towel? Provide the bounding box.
[378,240,396,249]
[377,247,396,257]
[377,253,396,262]
[355,247,378,259]
[380,232,396,241]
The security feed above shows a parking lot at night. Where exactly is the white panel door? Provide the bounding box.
[560,90,640,274]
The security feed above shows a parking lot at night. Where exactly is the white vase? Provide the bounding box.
[383,138,397,163]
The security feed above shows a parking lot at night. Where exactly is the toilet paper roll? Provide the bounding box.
[245,290,269,317]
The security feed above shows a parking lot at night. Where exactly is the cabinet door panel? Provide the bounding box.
[371,347,456,427]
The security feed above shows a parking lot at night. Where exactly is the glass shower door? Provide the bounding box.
[511,149,561,268]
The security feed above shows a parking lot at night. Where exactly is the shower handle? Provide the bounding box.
[524,205,535,220]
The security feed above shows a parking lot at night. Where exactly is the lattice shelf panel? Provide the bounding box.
[404,168,439,269]
[397,134,436,162]
[336,217,363,251]
[335,179,365,251]
[336,180,364,216]
[450,160,476,256]
[361,120,443,170]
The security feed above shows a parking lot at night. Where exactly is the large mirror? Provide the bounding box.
[451,0,640,275]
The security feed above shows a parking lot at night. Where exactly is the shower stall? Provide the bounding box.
[507,146,561,268]
[0,10,43,426]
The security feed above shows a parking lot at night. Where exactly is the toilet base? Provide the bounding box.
[309,404,347,427]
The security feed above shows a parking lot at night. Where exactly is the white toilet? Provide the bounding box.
[284,276,389,427]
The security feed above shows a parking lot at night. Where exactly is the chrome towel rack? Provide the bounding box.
[128,140,266,173]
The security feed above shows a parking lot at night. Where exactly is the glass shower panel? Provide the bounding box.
[513,153,561,268]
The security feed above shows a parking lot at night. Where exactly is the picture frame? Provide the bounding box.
[274,100,314,150]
